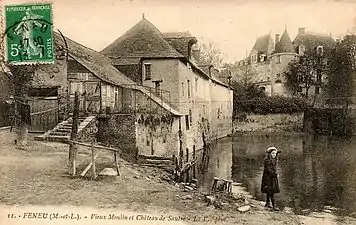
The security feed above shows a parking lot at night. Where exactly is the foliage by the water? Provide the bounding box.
[304,108,354,136]
[326,35,356,106]
[234,96,308,116]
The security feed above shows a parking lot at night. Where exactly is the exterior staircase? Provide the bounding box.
[35,116,96,142]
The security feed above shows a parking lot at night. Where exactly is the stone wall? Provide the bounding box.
[234,113,304,132]
[97,112,181,161]
[210,81,233,140]
[97,114,138,162]
[135,113,180,157]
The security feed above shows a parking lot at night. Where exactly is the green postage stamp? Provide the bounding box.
[4,3,54,64]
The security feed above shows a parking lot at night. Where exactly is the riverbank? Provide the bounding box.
[0,130,303,225]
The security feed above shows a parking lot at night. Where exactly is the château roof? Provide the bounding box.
[293,32,336,51]
[274,29,295,53]
[251,34,274,55]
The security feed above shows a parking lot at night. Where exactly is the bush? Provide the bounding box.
[233,96,308,116]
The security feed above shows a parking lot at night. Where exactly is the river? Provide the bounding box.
[197,133,356,218]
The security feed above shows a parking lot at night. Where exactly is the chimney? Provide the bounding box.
[191,49,200,62]
[299,28,306,34]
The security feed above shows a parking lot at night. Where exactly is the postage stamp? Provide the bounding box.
[4,3,54,64]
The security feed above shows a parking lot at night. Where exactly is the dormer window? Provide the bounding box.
[316,46,324,56]
[187,80,191,98]
[251,55,257,63]
[144,63,151,80]
[260,55,266,62]
[298,45,305,56]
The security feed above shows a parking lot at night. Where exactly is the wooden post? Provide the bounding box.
[185,148,189,182]
[83,86,87,115]
[99,82,102,113]
[178,118,183,169]
[91,141,97,179]
[114,151,120,176]
[68,92,79,176]
[193,145,196,179]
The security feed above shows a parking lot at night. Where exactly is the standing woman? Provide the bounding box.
[261,147,281,211]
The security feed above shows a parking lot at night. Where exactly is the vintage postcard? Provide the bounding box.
[1,0,356,224]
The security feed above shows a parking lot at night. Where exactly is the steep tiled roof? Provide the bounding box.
[110,57,141,66]
[54,32,137,87]
[101,18,183,59]
[251,34,274,55]
[274,29,295,53]
[293,32,336,51]
[53,32,183,116]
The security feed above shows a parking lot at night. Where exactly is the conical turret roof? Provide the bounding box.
[274,28,295,53]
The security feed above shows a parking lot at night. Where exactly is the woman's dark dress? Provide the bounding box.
[261,156,280,194]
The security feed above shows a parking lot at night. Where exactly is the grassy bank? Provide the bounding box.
[0,131,303,225]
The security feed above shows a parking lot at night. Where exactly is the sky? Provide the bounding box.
[2,0,356,63]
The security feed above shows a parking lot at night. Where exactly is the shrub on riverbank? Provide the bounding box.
[234,96,308,117]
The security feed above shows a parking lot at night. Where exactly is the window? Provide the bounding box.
[316,46,324,56]
[276,55,281,63]
[144,64,151,80]
[252,55,257,62]
[298,45,305,56]
[189,110,192,124]
[187,80,191,98]
[260,55,266,62]
[185,115,190,130]
[181,82,184,96]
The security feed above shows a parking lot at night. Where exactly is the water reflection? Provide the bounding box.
[197,137,233,192]
[199,133,356,216]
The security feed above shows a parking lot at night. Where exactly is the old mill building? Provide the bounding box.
[16,17,233,163]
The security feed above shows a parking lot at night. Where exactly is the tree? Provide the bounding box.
[326,35,356,107]
[198,41,224,68]
[284,50,328,102]
[7,65,37,146]
[236,61,257,86]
